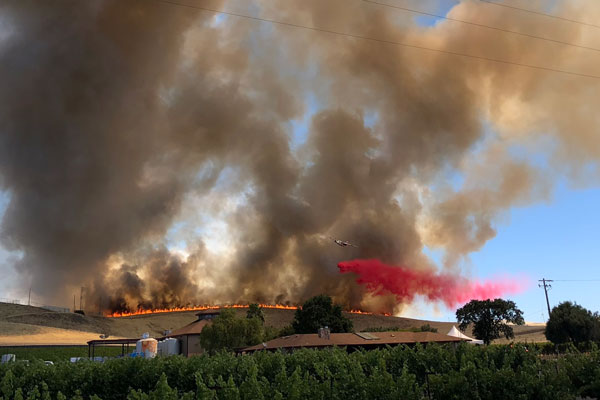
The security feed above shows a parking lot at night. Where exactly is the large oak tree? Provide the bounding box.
[456,298,524,345]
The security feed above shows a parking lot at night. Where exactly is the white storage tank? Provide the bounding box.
[1,354,15,363]
[136,337,158,359]
[159,338,179,356]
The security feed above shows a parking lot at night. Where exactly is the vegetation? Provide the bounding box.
[545,301,600,345]
[277,325,295,337]
[456,298,524,345]
[1,343,599,399]
[245,304,265,323]
[418,324,438,333]
[199,309,265,353]
[292,295,353,334]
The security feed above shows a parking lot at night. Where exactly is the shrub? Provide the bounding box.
[545,301,600,345]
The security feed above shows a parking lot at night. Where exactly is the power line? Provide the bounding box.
[551,279,600,282]
[362,0,600,53]
[153,0,600,80]
[479,0,600,30]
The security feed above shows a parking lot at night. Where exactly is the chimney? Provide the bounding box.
[318,327,324,338]
[324,326,330,340]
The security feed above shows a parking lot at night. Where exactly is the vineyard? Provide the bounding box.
[1,343,599,399]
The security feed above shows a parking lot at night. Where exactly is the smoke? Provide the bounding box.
[338,259,526,310]
[0,0,598,313]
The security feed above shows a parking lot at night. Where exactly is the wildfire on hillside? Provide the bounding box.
[106,304,391,318]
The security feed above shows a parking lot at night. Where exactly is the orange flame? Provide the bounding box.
[348,309,392,317]
[106,304,298,318]
[106,304,391,317]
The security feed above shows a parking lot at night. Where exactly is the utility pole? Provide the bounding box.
[79,286,84,311]
[73,295,76,312]
[538,278,553,319]
[28,288,31,306]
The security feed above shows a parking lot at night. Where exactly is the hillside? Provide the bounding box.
[0,302,547,345]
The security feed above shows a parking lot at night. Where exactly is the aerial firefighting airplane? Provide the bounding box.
[329,236,359,248]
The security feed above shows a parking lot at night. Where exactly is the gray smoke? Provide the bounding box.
[0,0,598,314]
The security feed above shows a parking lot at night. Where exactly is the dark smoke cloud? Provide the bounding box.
[0,0,207,303]
[0,0,598,314]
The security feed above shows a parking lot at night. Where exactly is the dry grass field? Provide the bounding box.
[0,302,547,345]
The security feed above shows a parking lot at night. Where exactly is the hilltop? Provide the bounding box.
[0,302,546,345]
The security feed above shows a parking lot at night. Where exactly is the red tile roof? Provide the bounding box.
[243,331,464,352]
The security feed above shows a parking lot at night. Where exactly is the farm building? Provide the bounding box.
[164,309,220,356]
[241,330,465,353]
[87,309,219,357]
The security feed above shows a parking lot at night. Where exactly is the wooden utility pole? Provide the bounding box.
[538,278,553,319]
[79,286,84,310]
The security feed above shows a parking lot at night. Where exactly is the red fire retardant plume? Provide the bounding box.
[338,259,527,309]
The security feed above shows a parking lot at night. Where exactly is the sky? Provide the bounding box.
[1,0,599,323]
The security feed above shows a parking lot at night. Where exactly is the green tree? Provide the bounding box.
[419,324,437,333]
[246,304,265,323]
[200,308,265,353]
[278,325,295,337]
[292,295,353,334]
[456,298,524,345]
[1,369,15,398]
[545,301,600,345]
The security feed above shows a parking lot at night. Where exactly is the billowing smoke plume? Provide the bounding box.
[0,0,598,314]
[338,259,526,309]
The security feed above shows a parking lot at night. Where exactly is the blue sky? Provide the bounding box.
[413,0,458,27]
